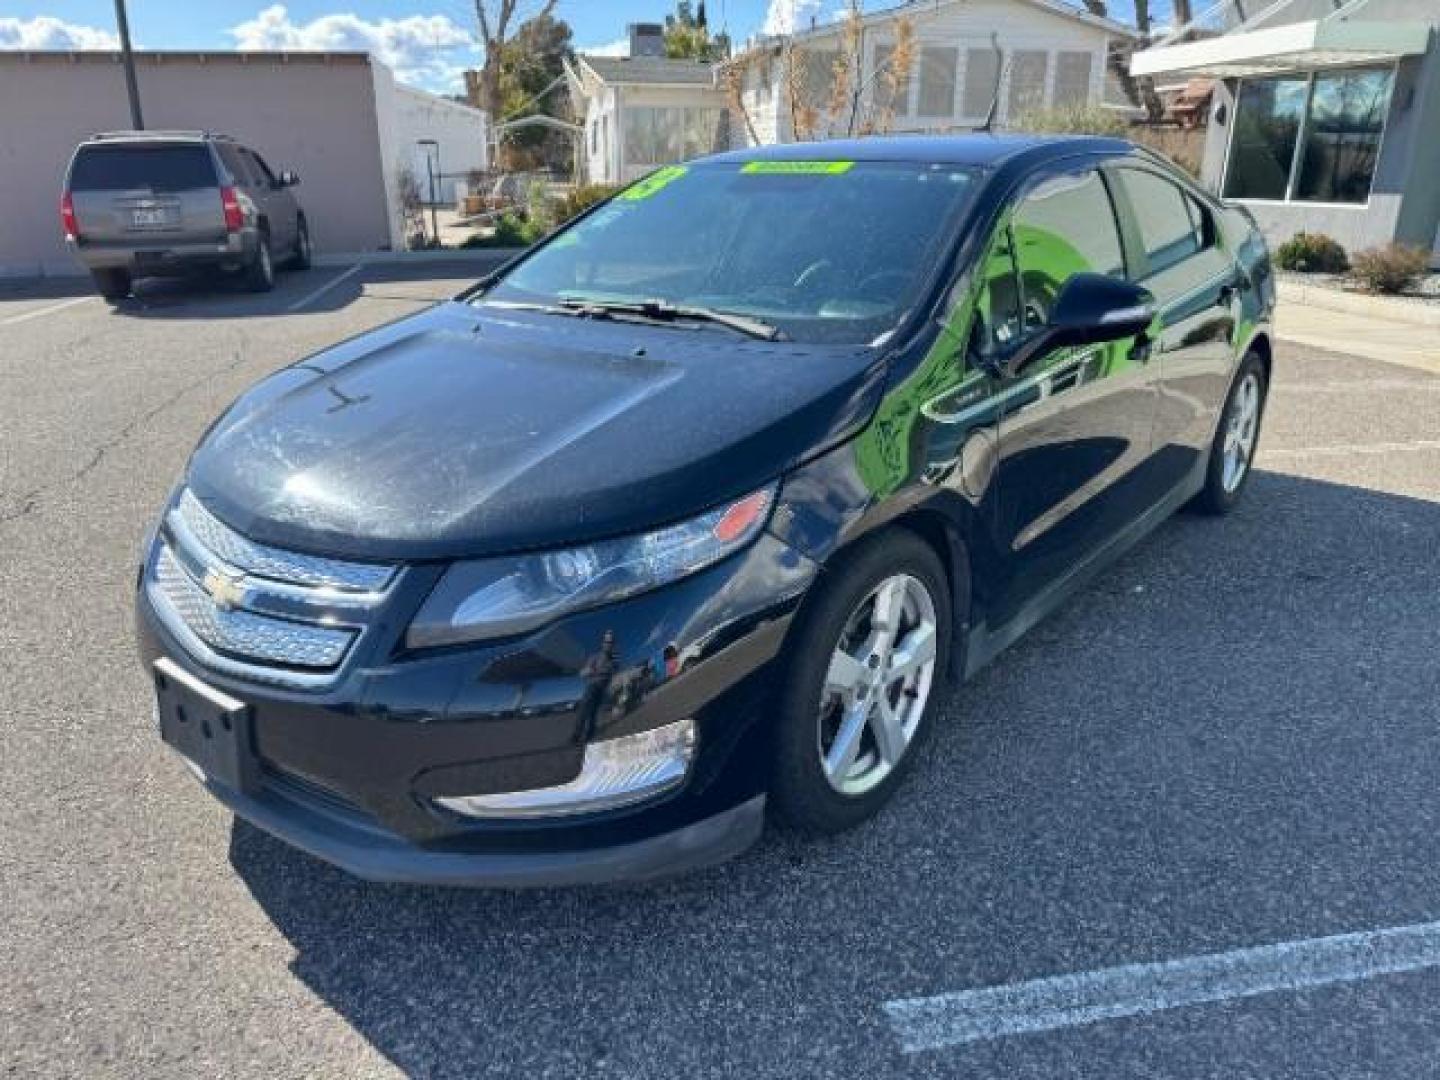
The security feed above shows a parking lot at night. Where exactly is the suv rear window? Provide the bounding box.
[69,144,217,193]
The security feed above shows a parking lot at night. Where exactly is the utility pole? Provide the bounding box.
[113,0,144,129]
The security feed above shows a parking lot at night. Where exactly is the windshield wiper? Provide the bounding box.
[557,298,787,342]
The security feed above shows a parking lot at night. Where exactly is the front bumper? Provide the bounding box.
[202,763,766,887]
[137,529,815,885]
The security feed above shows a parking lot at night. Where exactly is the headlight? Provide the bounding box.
[407,485,776,648]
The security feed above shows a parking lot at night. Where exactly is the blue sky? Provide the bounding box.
[0,1,794,92]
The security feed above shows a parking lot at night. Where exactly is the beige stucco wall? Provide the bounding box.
[0,52,395,277]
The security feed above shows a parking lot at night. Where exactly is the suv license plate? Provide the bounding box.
[131,208,167,227]
[154,658,258,793]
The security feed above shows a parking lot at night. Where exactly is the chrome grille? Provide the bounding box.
[176,489,393,593]
[145,490,397,689]
[152,546,355,668]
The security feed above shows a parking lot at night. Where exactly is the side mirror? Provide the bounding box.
[278,170,300,187]
[998,273,1155,380]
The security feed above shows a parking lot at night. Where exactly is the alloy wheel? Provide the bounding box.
[1221,372,1260,493]
[817,573,939,796]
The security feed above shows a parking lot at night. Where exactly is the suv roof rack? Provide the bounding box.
[88,130,235,142]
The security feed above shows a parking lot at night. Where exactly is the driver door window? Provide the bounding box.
[1011,170,1126,333]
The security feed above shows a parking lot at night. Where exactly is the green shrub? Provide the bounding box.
[1275,232,1349,274]
[459,211,544,249]
[557,183,619,223]
[1349,243,1430,294]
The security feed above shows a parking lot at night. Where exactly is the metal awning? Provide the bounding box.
[1131,0,1432,78]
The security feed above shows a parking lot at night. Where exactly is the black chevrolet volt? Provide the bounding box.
[136,135,1274,886]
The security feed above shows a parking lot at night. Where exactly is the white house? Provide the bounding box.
[724,0,1138,145]
[566,25,727,185]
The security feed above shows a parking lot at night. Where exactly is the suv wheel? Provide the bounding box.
[291,217,313,271]
[91,268,132,303]
[1189,350,1268,515]
[244,230,275,293]
[770,530,953,835]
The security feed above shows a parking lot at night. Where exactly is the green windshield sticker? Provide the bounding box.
[740,161,855,175]
[619,165,688,200]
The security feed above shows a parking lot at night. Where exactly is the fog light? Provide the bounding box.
[435,718,696,820]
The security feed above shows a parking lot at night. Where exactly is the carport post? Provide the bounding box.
[113,0,144,130]
[418,139,440,247]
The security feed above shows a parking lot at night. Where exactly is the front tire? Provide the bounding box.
[1190,350,1267,515]
[290,216,313,271]
[91,268,131,302]
[771,530,953,835]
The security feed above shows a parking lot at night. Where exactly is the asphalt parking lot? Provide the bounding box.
[3,263,1439,1079]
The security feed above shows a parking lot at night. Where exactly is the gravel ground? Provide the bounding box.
[3,268,1440,1079]
[1278,269,1440,306]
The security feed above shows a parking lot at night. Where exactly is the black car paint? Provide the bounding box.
[138,136,1274,885]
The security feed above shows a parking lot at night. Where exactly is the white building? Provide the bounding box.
[392,83,490,206]
[725,0,1138,145]
[566,25,727,185]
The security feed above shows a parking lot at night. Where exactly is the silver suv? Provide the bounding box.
[61,131,312,301]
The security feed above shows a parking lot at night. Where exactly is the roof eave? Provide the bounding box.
[1130,18,1431,77]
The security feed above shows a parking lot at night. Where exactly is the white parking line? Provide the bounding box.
[0,295,93,327]
[285,263,362,314]
[884,920,1440,1053]
[1264,440,1440,460]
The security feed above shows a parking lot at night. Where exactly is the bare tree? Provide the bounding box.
[1081,0,1163,121]
[474,0,559,119]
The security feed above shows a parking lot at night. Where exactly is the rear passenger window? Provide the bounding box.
[69,145,217,192]
[1116,168,1208,276]
[1011,170,1125,331]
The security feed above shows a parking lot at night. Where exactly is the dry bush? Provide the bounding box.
[1349,243,1431,295]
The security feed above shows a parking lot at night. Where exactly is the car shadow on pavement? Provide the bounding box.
[102,256,511,321]
[227,468,1440,1078]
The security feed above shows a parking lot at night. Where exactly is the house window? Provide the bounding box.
[918,47,958,117]
[1007,50,1049,121]
[623,106,722,167]
[963,47,1001,119]
[872,43,910,118]
[1054,52,1093,106]
[1223,66,1395,204]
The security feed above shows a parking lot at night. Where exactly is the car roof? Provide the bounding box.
[701,133,1135,169]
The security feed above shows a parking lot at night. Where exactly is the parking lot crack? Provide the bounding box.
[0,347,251,528]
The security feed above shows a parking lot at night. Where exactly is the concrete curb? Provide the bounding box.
[1277,280,1440,328]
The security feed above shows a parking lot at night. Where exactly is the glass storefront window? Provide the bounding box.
[1295,68,1394,203]
[1223,66,1394,204]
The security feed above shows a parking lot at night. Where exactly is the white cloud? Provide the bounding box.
[581,37,628,58]
[762,0,824,36]
[0,16,119,50]
[229,5,476,92]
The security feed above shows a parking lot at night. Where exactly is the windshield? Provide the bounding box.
[482,160,982,345]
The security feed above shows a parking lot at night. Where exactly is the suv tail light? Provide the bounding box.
[60,192,79,240]
[220,186,244,233]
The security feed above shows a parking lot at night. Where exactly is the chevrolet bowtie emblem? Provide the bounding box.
[201,568,248,611]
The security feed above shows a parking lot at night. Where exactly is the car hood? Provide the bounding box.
[186,301,885,560]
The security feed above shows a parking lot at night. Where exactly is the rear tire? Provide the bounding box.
[290,217,312,271]
[244,230,275,292]
[770,530,953,836]
[1189,350,1267,515]
[91,268,131,303]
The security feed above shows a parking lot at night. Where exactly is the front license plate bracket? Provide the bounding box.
[154,658,258,793]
